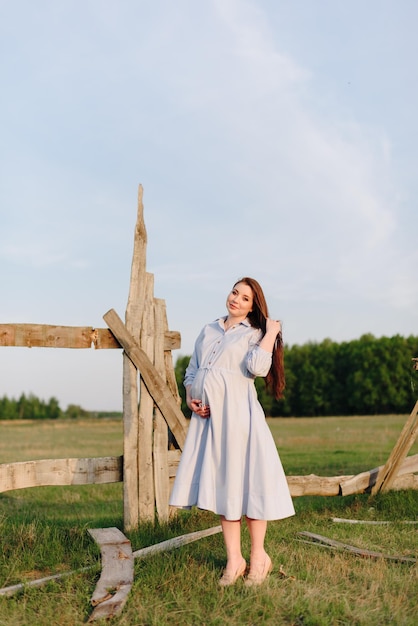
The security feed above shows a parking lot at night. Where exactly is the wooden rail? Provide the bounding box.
[0,457,123,492]
[0,323,180,350]
[1,452,416,497]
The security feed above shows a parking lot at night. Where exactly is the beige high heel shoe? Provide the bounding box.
[218,558,247,587]
[244,555,273,587]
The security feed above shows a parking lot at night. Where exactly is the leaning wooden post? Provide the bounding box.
[103,309,188,449]
[371,399,418,494]
[123,185,147,531]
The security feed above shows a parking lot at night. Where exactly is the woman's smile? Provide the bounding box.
[226,282,253,321]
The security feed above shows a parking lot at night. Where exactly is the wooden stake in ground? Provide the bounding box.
[137,273,156,521]
[153,298,170,522]
[123,184,147,530]
[371,399,418,494]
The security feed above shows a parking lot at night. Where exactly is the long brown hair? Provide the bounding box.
[234,277,285,400]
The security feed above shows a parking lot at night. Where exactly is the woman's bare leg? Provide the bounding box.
[220,516,245,572]
[244,517,272,585]
[245,517,268,565]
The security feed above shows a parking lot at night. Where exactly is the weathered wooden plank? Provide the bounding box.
[298,531,417,563]
[132,525,223,559]
[163,330,182,351]
[0,565,96,597]
[341,453,418,496]
[332,517,418,525]
[163,304,182,456]
[286,474,352,497]
[137,273,156,522]
[0,324,99,348]
[153,298,170,522]
[287,466,418,497]
[388,473,418,490]
[88,527,134,622]
[121,352,140,532]
[126,184,148,324]
[168,449,181,477]
[103,308,189,449]
[123,184,148,531]
[0,324,180,350]
[0,457,123,493]
[372,400,418,494]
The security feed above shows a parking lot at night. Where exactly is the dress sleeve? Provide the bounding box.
[246,345,272,378]
[184,350,198,388]
[183,326,204,388]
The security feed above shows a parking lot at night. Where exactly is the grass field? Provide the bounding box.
[0,415,417,625]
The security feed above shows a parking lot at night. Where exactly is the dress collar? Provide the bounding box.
[218,316,251,329]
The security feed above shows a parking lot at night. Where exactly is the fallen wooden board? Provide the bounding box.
[87,528,134,622]
[132,525,222,559]
[0,565,96,597]
[332,517,418,525]
[297,531,416,564]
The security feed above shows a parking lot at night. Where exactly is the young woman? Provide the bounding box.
[169,277,295,586]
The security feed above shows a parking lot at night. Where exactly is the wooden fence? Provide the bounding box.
[1,185,417,531]
[0,186,187,530]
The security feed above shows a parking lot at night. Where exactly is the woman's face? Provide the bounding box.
[226,282,254,320]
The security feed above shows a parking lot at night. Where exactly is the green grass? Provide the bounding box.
[0,416,417,625]
[268,414,418,476]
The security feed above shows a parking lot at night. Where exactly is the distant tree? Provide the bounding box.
[46,396,62,420]
[174,334,418,418]
[345,334,418,414]
[17,393,32,419]
[65,404,90,419]
[0,396,18,420]
[174,355,191,417]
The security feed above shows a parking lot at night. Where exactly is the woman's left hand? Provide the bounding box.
[189,398,211,418]
[196,403,211,419]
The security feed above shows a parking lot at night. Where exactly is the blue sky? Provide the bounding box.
[1,0,417,411]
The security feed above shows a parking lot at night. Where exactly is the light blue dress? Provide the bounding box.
[169,317,295,521]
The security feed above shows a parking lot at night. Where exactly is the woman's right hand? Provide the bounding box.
[259,318,282,353]
[265,318,282,336]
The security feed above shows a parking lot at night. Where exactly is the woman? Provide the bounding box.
[169,277,295,586]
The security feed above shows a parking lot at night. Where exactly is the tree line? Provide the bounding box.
[0,394,120,420]
[1,334,416,420]
[175,334,418,417]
